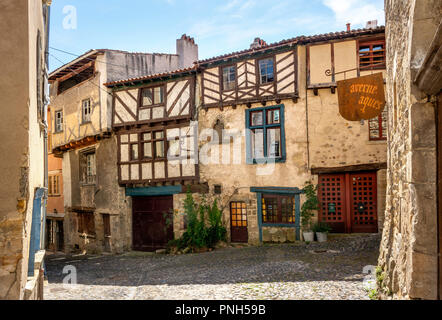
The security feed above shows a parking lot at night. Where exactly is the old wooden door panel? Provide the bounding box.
[230,202,248,243]
[319,172,378,233]
[349,172,378,233]
[437,92,442,299]
[132,196,173,251]
[318,173,347,233]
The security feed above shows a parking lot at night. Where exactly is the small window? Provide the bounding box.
[259,58,274,84]
[82,99,92,123]
[246,105,285,163]
[359,39,386,70]
[141,86,164,106]
[141,131,166,159]
[55,110,63,133]
[222,66,236,91]
[48,175,60,196]
[77,212,95,236]
[262,195,295,224]
[130,144,139,160]
[369,109,387,141]
[80,151,96,184]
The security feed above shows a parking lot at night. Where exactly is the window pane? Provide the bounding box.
[143,142,152,158]
[131,144,139,160]
[251,129,264,159]
[259,58,274,84]
[267,128,281,158]
[142,88,153,106]
[251,111,263,126]
[153,87,164,104]
[223,66,236,91]
[155,131,164,139]
[143,132,152,141]
[155,141,165,158]
[267,109,280,124]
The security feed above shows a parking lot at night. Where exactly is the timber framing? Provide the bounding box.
[52,131,112,155]
[311,162,387,175]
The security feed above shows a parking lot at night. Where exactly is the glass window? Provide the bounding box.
[55,110,63,133]
[259,58,274,84]
[155,141,165,158]
[222,66,236,91]
[246,106,285,162]
[131,144,139,160]
[262,195,295,224]
[82,99,92,123]
[142,86,164,106]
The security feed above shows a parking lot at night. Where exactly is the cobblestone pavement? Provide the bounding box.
[44,234,380,300]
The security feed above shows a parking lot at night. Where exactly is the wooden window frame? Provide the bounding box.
[369,110,387,141]
[140,85,165,108]
[230,202,248,228]
[221,65,237,92]
[358,39,386,71]
[79,149,96,185]
[245,104,286,164]
[48,175,60,197]
[54,110,63,133]
[258,57,275,85]
[81,99,92,124]
[262,194,296,225]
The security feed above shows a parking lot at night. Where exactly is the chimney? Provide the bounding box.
[250,37,268,50]
[176,34,198,69]
[346,23,351,32]
[366,20,378,29]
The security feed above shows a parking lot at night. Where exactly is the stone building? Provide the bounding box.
[104,25,388,249]
[48,35,198,254]
[378,0,442,300]
[0,0,51,300]
[195,25,388,244]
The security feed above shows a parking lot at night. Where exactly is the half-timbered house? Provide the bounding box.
[195,24,387,244]
[48,35,198,253]
[105,68,202,251]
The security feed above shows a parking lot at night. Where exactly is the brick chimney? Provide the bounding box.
[250,37,268,50]
[176,34,198,69]
[346,23,351,32]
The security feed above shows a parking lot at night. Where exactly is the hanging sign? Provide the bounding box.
[337,73,386,121]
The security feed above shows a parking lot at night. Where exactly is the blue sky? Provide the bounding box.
[49,0,385,72]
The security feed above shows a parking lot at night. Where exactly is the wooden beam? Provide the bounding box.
[57,61,94,83]
[311,163,387,175]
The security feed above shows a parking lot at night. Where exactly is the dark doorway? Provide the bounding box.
[132,196,174,252]
[318,171,378,233]
[230,202,248,243]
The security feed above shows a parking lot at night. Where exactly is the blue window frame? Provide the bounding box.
[245,104,286,164]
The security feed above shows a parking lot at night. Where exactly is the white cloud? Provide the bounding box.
[323,0,385,27]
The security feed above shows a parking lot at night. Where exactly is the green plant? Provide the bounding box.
[312,222,332,233]
[301,182,319,232]
[367,288,378,300]
[169,189,227,252]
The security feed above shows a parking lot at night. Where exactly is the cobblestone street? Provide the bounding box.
[44,235,380,300]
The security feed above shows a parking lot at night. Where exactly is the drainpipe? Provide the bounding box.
[305,46,311,170]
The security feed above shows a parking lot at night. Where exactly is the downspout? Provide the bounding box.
[305,45,311,170]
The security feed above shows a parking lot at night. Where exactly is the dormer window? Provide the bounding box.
[222,66,236,91]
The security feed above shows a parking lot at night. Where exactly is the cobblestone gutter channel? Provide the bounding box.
[44,234,380,300]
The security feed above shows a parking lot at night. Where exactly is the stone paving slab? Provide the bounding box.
[44,234,380,300]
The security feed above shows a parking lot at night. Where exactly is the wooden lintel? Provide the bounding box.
[311,163,387,175]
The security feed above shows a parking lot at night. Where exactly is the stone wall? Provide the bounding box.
[378,0,441,300]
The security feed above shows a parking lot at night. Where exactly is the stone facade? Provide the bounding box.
[378,0,441,300]
[0,0,51,300]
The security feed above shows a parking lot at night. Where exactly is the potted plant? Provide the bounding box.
[301,182,319,242]
[312,222,332,242]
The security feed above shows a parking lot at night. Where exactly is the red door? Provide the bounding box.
[132,196,174,251]
[319,172,378,233]
[230,202,248,243]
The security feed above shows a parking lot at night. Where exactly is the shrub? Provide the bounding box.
[312,222,332,233]
[301,182,319,232]
[171,189,227,252]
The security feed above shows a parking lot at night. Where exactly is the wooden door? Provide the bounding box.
[132,196,174,251]
[349,172,378,233]
[319,171,378,233]
[318,173,348,233]
[230,202,248,243]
